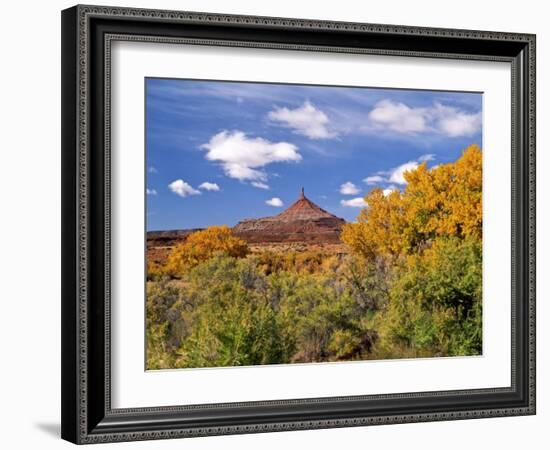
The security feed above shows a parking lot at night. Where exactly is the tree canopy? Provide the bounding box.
[165,225,248,276]
[341,145,482,260]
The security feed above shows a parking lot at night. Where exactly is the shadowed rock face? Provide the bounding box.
[233,188,346,243]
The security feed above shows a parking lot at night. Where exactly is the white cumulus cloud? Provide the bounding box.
[368,100,427,134]
[363,154,436,187]
[363,175,385,185]
[388,161,420,185]
[419,153,436,162]
[366,100,481,137]
[201,131,301,182]
[168,179,201,198]
[251,181,270,190]
[146,188,157,195]
[268,101,338,139]
[339,181,360,195]
[266,197,284,207]
[433,103,482,137]
[199,182,220,191]
[341,197,368,208]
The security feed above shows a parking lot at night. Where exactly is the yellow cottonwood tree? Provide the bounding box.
[340,188,409,259]
[341,145,482,259]
[165,225,248,276]
[405,144,482,241]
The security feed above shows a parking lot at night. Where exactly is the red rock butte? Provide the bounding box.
[233,188,346,244]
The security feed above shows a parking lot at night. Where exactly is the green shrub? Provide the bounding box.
[146,236,482,369]
[376,237,482,358]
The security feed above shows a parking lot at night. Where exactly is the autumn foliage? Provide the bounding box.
[342,145,482,259]
[341,145,483,357]
[165,225,248,276]
[147,146,483,368]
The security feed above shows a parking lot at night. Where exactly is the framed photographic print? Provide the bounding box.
[61,5,536,444]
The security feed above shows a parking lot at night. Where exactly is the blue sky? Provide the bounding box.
[146,78,482,230]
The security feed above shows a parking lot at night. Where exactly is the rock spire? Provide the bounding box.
[233,188,345,243]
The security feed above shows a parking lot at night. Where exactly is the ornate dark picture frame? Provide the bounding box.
[61,4,536,444]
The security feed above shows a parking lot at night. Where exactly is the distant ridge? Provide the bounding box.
[233,188,345,243]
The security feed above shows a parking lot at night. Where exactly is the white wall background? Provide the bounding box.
[0,0,546,448]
